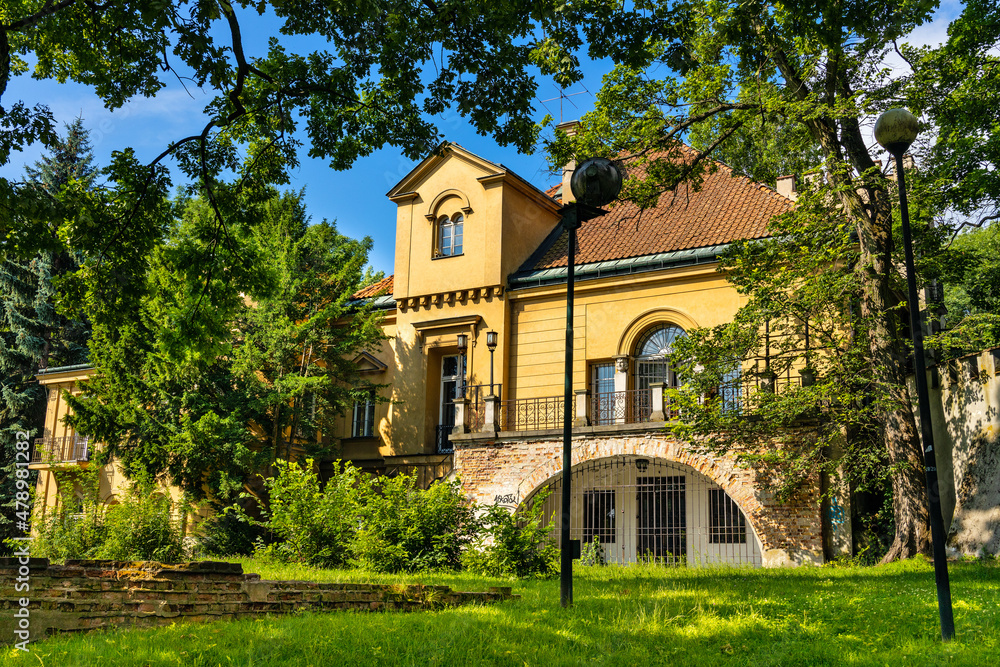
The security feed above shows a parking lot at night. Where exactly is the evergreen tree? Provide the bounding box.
[0,120,95,553]
[24,118,97,194]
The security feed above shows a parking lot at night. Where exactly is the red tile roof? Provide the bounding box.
[352,275,394,299]
[532,156,793,269]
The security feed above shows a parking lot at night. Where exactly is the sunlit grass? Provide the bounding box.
[3,558,998,666]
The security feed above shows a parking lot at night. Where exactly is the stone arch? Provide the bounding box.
[513,436,766,547]
[617,308,700,357]
[424,188,473,222]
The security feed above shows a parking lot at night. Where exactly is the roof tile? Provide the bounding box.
[531,155,793,270]
[352,275,394,299]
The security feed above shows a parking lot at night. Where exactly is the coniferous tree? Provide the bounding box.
[0,120,95,553]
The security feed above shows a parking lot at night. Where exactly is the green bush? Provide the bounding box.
[197,503,269,557]
[580,536,607,566]
[463,492,558,579]
[29,468,185,563]
[29,467,106,562]
[352,474,477,572]
[247,459,369,568]
[98,488,185,562]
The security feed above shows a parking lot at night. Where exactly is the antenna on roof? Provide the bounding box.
[540,84,591,124]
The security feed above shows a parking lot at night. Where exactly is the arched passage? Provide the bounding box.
[519,455,763,567]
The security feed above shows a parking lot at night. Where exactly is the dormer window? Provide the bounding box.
[436,213,463,257]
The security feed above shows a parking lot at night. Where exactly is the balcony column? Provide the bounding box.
[482,395,500,434]
[573,389,590,427]
[451,398,469,435]
[649,382,669,422]
[613,355,629,425]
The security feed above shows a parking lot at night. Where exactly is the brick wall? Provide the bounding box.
[453,427,823,567]
[0,559,516,644]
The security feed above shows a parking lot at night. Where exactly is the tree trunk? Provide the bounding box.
[835,163,931,562]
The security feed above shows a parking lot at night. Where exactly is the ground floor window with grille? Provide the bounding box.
[528,456,762,567]
[708,488,747,544]
[352,391,376,438]
[583,489,616,544]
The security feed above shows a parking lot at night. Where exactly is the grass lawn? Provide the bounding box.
[3,558,998,666]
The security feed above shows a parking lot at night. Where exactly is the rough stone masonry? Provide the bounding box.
[0,559,517,644]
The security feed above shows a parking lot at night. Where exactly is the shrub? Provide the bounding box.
[580,536,607,566]
[352,474,477,572]
[249,459,369,567]
[197,503,269,557]
[98,488,185,562]
[30,467,107,562]
[463,492,558,579]
[29,468,185,563]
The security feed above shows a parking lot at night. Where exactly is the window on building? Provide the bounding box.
[708,488,747,544]
[632,324,686,420]
[352,391,376,438]
[437,213,464,257]
[633,324,687,388]
[583,489,616,544]
[590,362,616,425]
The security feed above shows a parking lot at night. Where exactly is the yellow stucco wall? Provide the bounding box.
[30,369,131,519]
[507,265,741,399]
[347,144,748,465]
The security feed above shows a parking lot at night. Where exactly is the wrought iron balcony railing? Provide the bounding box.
[31,435,90,464]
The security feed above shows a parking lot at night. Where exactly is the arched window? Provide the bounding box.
[436,213,464,257]
[633,324,686,391]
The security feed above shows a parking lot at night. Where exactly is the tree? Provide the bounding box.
[0,118,93,553]
[64,189,384,505]
[901,0,1000,357]
[0,1,561,290]
[540,0,986,561]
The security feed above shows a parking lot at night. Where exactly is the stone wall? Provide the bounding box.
[452,425,824,567]
[917,347,1000,557]
[0,559,516,645]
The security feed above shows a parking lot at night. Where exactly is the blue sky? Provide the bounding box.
[0,3,963,275]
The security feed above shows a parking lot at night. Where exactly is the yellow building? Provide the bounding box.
[338,141,837,567]
[31,139,838,567]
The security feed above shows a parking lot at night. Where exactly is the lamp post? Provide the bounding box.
[874,108,955,641]
[486,330,498,396]
[456,333,468,397]
[559,157,623,608]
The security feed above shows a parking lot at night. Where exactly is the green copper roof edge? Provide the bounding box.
[507,244,729,291]
[36,363,93,375]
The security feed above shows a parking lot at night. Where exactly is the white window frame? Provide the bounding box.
[436,213,464,257]
[351,391,376,438]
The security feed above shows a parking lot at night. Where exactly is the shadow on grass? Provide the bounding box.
[4,560,997,667]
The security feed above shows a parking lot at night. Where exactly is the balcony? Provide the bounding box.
[30,435,91,465]
[455,369,808,440]
[458,385,673,438]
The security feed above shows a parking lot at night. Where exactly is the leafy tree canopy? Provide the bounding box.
[541,0,999,561]
[65,188,384,502]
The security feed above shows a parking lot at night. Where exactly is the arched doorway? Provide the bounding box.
[522,456,762,567]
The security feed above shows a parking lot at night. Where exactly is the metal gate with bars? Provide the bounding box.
[525,456,762,567]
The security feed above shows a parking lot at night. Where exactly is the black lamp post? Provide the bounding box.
[456,333,468,397]
[874,108,955,641]
[486,330,498,396]
[559,157,623,608]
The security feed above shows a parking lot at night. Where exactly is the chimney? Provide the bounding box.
[802,170,824,189]
[776,174,796,200]
[556,121,579,203]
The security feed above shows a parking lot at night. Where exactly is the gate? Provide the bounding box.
[524,456,762,567]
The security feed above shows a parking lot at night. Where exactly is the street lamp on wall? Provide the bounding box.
[456,333,468,397]
[874,108,955,641]
[486,330,498,397]
[559,156,623,608]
